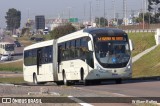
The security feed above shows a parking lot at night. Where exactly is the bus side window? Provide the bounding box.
[32,49,37,65]
[48,46,53,63]
[75,39,80,58]
[37,48,43,65]
[24,51,29,66]
[61,43,65,61]
[40,46,53,64]
[80,37,89,58]
[65,41,70,60]
[71,40,75,59]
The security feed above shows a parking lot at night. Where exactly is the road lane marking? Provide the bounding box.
[68,96,93,106]
[112,93,128,97]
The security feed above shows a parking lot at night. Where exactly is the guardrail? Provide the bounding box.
[11,53,23,56]
[124,29,156,33]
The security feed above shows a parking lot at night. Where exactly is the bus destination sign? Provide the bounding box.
[97,36,124,41]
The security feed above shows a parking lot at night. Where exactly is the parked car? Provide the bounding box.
[14,41,21,47]
[0,54,12,61]
[35,37,44,42]
[12,35,19,38]
[30,37,36,41]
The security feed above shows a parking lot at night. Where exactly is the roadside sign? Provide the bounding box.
[69,18,78,23]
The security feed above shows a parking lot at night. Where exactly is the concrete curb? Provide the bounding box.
[132,45,158,63]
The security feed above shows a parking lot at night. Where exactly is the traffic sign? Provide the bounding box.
[69,18,78,22]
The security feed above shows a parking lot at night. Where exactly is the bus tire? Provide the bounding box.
[80,68,84,80]
[63,72,70,86]
[33,74,38,85]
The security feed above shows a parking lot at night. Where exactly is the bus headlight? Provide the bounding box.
[95,64,102,70]
[127,65,131,69]
[125,64,131,71]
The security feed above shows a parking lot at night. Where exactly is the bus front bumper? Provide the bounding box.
[85,68,132,80]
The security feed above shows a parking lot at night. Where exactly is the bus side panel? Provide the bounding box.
[23,65,37,82]
[73,59,89,80]
[44,63,54,81]
[37,63,54,82]
[59,59,89,81]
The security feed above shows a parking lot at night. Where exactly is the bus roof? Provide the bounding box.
[57,28,126,43]
[24,40,54,51]
[57,30,88,43]
[83,28,126,35]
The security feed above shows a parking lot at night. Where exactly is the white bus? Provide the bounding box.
[23,40,57,84]
[0,42,15,55]
[23,28,133,85]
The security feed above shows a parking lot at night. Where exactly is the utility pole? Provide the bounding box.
[112,0,115,23]
[96,0,106,27]
[142,0,145,30]
[96,0,100,27]
[124,0,127,25]
[89,1,92,25]
[27,8,30,20]
[104,0,106,27]
[84,4,86,22]
[144,0,147,13]
[68,7,71,19]
[123,0,127,25]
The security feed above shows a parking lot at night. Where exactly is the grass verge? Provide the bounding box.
[132,45,160,78]
[0,60,23,72]
[16,36,33,47]
[128,32,156,56]
[0,77,25,84]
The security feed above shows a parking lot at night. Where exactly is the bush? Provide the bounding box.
[50,23,76,39]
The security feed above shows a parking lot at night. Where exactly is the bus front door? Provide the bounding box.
[37,49,44,76]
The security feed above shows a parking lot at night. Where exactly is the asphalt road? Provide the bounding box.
[74,79,160,97]
[0,79,160,106]
[0,35,23,62]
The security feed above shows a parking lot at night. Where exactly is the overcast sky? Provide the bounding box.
[0,0,145,28]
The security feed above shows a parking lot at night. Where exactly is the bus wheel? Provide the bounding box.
[33,74,38,85]
[80,68,84,80]
[115,79,122,84]
[63,73,70,86]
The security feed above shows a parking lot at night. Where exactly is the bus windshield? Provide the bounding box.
[5,44,14,51]
[94,36,131,68]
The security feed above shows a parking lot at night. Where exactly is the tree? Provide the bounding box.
[5,8,21,33]
[148,0,160,12]
[148,0,160,23]
[50,23,76,39]
[95,17,108,27]
[135,12,157,24]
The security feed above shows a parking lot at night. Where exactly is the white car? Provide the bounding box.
[0,54,12,61]
[12,35,18,38]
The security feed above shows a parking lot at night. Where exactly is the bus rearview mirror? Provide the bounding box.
[88,40,93,51]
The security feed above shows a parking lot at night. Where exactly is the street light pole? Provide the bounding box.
[68,7,71,19]
[142,0,145,30]
[104,0,106,27]
[89,1,92,25]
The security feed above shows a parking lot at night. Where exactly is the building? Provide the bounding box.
[35,15,45,30]
[45,18,68,31]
